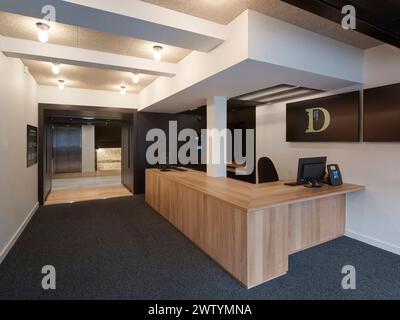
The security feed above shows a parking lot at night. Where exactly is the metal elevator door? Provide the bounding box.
[53,126,82,173]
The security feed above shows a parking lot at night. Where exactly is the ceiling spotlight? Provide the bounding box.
[52,63,60,75]
[153,45,163,61]
[132,73,140,84]
[120,85,127,95]
[58,80,65,91]
[36,22,50,43]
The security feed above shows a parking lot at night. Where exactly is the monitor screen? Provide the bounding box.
[296,157,327,184]
[302,163,326,180]
[364,83,400,142]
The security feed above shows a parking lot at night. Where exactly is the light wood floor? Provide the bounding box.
[45,185,132,205]
[53,170,121,179]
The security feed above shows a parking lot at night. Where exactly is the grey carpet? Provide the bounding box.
[0,195,399,300]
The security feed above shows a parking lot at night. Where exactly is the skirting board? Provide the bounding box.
[345,230,400,256]
[0,202,39,264]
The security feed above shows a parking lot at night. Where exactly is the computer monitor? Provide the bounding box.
[296,157,327,185]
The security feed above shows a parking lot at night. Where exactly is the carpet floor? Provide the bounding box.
[0,195,399,300]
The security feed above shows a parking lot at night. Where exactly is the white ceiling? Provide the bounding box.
[0,10,189,93]
[142,59,361,113]
[0,11,191,62]
[0,1,379,100]
[143,0,382,49]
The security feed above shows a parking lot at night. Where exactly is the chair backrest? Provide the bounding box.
[258,157,279,183]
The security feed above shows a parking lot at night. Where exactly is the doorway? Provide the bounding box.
[38,104,136,205]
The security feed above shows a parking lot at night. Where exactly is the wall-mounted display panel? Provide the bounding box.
[364,83,400,142]
[27,125,38,167]
[286,91,360,142]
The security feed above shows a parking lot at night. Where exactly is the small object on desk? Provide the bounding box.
[227,162,247,169]
[284,181,299,186]
[171,166,187,172]
[327,164,343,186]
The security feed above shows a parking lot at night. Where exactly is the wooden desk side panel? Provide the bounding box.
[288,194,346,254]
[146,170,248,285]
[201,196,248,285]
[247,206,289,288]
[179,185,206,245]
[145,171,160,212]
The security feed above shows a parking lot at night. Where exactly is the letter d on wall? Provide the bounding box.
[305,107,331,133]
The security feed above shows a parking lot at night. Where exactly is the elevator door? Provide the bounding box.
[54,126,82,173]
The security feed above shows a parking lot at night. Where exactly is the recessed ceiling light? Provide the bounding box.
[132,73,140,84]
[36,22,50,43]
[58,80,65,91]
[237,85,295,101]
[257,89,313,103]
[52,63,60,75]
[153,45,163,61]
[120,85,127,95]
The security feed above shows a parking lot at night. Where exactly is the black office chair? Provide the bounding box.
[258,157,279,183]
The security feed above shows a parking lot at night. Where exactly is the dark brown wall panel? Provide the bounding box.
[364,83,400,142]
[286,91,360,142]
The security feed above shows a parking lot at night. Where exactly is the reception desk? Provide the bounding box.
[145,168,364,288]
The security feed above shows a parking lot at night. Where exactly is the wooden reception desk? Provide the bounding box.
[145,168,364,288]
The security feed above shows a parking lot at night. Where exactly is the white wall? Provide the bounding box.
[364,45,400,88]
[0,53,38,262]
[256,45,400,255]
[248,10,364,84]
[38,85,138,109]
[82,125,95,173]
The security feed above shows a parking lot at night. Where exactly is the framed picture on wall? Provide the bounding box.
[27,125,38,167]
[286,91,360,142]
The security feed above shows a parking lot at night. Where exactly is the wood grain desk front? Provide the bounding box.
[145,168,365,288]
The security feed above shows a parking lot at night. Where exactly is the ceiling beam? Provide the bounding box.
[0,36,177,77]
[0,0,226,52]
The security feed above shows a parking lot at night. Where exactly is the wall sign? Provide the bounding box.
[27,125,38,167]
[364,83,400,142]
[286,91,360,142]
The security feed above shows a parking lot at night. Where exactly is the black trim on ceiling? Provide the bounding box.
[281,0,400,48]
[49,117,128,126]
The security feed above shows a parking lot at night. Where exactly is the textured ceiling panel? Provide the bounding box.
[0,11,191,63]
[0,10,191,92]
[23,59,157,93]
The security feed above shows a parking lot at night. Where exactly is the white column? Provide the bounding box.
[81,125,95,173]
[206,96,227,177]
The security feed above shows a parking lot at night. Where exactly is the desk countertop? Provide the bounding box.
[146,168,365,211]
